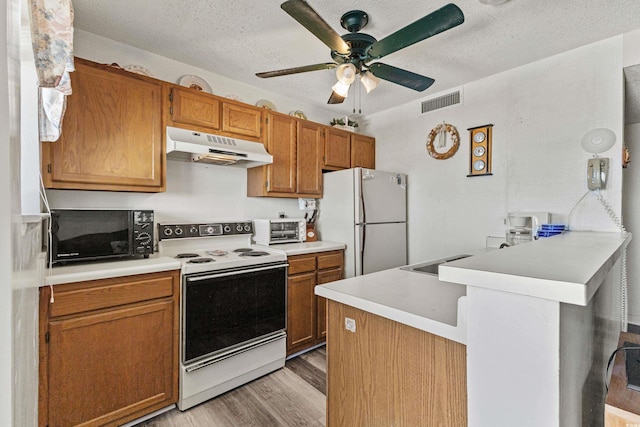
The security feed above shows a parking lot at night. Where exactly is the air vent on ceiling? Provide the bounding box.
[420,86,463,115]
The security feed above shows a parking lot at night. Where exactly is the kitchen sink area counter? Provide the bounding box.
[44,254,181,286]
[439,231,631,305]
[315,266,467,344]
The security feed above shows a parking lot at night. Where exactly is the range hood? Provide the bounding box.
[166,126,272,168]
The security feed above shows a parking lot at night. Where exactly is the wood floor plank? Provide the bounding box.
[137,347,326,427]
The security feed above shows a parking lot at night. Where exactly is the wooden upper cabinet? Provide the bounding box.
[266,112,297,194]
[323,127,351,170]
[297,121,323,196]
[41,58,164,192]
[351,133,376,169]
[222,102,262,139]
[169,86,220,130]
[166,85,263,142]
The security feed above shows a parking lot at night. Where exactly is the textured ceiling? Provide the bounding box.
[72,0,640,116]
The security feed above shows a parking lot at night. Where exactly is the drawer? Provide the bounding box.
[49,271,178,318]
[318,267,343,284]
[317,251,344,270]
[288,255,317,275]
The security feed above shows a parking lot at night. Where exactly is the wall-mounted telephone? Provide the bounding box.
[587,157,609,190]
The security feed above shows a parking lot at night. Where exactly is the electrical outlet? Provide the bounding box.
[345,317,356,333]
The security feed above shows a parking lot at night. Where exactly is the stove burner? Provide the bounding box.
[233,248,254,253]
[176,253,200,259]
[239,251,270,257]
[206,250,228,257]
[187,257,215,264]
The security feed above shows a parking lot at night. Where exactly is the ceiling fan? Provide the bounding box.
[256,0,465,104]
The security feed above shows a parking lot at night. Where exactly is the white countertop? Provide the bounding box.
[257,240,346,255]
[45,254,182,286]
[439,231,631,306]
[315,267,467,344]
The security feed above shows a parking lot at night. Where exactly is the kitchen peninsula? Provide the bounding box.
[315,231,631,427]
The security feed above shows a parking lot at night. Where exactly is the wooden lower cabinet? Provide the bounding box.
[287,250,344,356]
[39,270,180,427]
[326,300,467,426]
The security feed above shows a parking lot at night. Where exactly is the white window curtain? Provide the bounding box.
[28,0,74,142]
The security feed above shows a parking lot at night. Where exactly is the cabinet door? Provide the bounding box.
[351,134,376,169]
[287,272,317,354]
[316,267,343,341]
[222,102,262,139]
[170,86,221,130]
[266,113,297,194]
[46,300,175,427]
[297,121,323,196]
[324,127,351,170]
[43,59,163,191]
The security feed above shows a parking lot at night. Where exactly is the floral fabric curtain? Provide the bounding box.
[29,0,74,142]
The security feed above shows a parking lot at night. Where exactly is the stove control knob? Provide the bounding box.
[244,224,252,232]
[163,227,173,236]
[189,226,198,235]
[205,226,214,235]
[236,224,243,232]
[174,227,183,236]
[223,225,231,233]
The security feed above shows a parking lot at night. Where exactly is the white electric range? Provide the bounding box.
[158,221,287,411]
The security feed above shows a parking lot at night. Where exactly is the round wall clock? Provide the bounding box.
[473,146,485,157]
[473,132,486,143]
[426,123,460,160]
[473,160,486,171]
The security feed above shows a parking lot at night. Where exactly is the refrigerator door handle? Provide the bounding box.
[358,224,366,276]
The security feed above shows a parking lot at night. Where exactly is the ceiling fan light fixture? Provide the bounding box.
[360,71,380,93]
[332,81,351,98]
[336,63,357,84]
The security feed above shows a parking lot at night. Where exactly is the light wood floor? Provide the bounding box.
[137,347,327,427]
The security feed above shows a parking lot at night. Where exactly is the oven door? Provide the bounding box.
[182,262,287,365]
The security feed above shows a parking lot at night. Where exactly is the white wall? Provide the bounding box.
[623,29,640,326]
[369,36,625,265]
[1,0,15,424]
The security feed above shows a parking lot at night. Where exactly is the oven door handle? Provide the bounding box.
[186,262,288,282]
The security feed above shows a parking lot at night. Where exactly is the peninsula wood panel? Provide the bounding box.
[327,300,467,426]
[42,58,164,192]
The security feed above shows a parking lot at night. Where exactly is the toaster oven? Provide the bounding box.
[253,218,306,245]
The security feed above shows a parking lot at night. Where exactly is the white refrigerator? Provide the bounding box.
[318,168,407,278]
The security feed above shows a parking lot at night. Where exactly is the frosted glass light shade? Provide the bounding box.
[336,63,357,84]
[332,81,351,97]
[581,128,616,154]
[360,71,380,93]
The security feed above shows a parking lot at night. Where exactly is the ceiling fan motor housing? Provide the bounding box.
[340,10,368,32]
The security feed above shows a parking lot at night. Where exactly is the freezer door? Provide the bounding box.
[354,222,407,276]
[355,168,407,224]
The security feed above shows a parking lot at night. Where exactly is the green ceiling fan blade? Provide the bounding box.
[327,91,346,104]
[256,63,337,78]
[368,63,435,91]
[367,3,464,60]
[281,0,350,54]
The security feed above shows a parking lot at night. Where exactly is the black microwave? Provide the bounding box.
[50,209,154,265]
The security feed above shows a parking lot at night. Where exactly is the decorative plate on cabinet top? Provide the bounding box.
[289,110,307,119]
[123,64,153,77]
[256,99,277,111]
[177,75,212,94]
